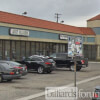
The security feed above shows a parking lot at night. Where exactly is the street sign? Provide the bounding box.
[68,36,83,57]
[59,34,68,40]
[68,36,83,90]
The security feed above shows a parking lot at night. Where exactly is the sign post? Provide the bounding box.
[68,36,83,99]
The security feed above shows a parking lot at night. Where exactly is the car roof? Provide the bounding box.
[29,55,49,59]
[95,86,100,90]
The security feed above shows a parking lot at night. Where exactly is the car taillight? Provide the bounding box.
[81,60,85,64]
[10,72,14,75]
[45,62,51,65]
[94,93,99,98]
[14,66,22,69]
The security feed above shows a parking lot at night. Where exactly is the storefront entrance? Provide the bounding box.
[0,40,67,60]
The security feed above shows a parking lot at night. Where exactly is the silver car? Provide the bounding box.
[0,63,21,82]
[0,61,27,76]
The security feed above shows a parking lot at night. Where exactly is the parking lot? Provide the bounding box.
[0,62,100,100]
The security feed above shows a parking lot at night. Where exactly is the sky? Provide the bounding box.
[0,0,100,27]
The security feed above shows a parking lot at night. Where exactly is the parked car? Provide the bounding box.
[0,63,21,82]
[92,86,100,100]
[49,53,88,71]
[17,55,56,74]
[0,61,27,76]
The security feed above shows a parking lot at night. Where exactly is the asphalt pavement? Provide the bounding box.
[0,62,100,100]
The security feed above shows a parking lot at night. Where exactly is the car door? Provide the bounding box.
[56,54,68,67]
[31,57,43,70]
[23,58,32,70]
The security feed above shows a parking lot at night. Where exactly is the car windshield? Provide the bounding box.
[9,61,21,66]
[8,61,22,67]
[41,58,54,62]
[0,63,13,69]
[50,53,56,58]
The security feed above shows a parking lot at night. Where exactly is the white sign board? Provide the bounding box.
[68,36,83,57]
[10,28,29,36]
[59,34,68,40]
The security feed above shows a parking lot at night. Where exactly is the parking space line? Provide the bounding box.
[16,75,100,100]
[89,62,100,63]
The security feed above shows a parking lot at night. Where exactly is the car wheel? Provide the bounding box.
[70,65,74,71]
[37,66,44,74]
[7,79,13,82]
[0,75,3,83]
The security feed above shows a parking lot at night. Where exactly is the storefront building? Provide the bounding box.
[0,11,99,61]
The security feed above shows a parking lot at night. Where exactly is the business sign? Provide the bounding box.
[68,36,83,57]
[59,34,68,40]
[10,28,29,36]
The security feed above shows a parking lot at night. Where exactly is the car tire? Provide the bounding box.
[0,74,3,83]
[37,66,44,74]
[7,79,13,82]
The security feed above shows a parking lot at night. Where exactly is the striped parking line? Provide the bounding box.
[89,62,100,63]
[16,75,100,100]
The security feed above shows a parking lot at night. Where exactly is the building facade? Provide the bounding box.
[0,11,99,61]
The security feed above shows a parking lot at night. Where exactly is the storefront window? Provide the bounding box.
[83,45,97,60]
[55,44,59,53]
[0,40,2,60]
[52,43,56,53]
[39,42,43,55]
[16,41,20,60]
[59,44,63,52]
[26,42,30,57]
[31,42,36,55]
[47,43,50,55]
[35,42,40,55]
[62,44,65,52]
[11,41,16,60]
[42,42,46,55]
[21,41,26,60]
[5,41,10,60]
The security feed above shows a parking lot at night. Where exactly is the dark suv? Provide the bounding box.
[17,55,56,74]
[50,53,88,71]
[0,63,21,82]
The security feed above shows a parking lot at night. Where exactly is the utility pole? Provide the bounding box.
[55,13,61,23]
